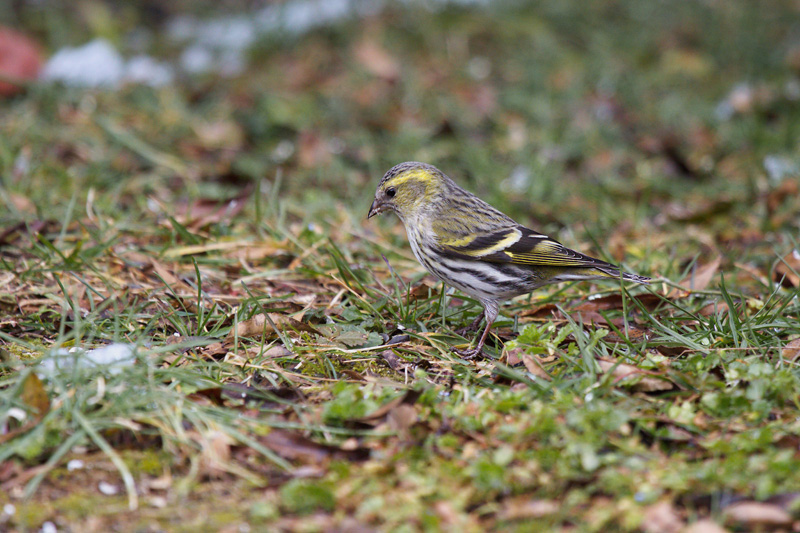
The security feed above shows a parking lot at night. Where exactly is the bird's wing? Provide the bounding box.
[436,225,615,269]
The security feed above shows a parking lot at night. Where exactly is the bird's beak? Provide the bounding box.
[367,199,382,219]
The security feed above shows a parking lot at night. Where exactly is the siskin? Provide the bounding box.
[368,161,650,359]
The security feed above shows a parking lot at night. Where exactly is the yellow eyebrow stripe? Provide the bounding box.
[384,169,434,188]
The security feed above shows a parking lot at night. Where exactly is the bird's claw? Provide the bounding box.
[450,346,485,360]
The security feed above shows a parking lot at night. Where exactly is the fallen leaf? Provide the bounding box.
[569,311,650,343]
[722,501,791,527]
[258,429,369,463]
[0,28,43,96]
[8,192,35,212]
[192,119,245,151]
[698,301,729,317]
[228,313,320,340]
[516,303,559,319]
[297,130,332,168]
[682,519,730,533]
[263,345,293,358]
[381,350,401,370]
[387,404,417,433]
[782,339,800,361]
[198,341,230,359]
[642,500,684,533]
[498,497,559,520]
[521,354,552,381]
[333,330,369,347]
[353,39,400,81]
[434,501,460,527]
[406,280,440,301]
[350,389,422,429]
[655,345,691,358]
[664,197,735,222]
[150,258,182,287]
[766,178,799,213]
[198,430,234,479]
[773,250,800,288]
[597,358,674,392]
[0,372,51,444]
[220,383,303,409]
[575,293,664,312]
[21,372,50,416]
[669,257,721,297]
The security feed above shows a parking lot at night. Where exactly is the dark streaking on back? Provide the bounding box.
[368,161,649,358]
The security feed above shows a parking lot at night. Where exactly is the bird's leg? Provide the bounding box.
[455,310,484,336]
[452,302,498,360]
[452,322,493,360]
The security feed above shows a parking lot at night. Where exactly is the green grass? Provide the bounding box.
[2,0,800,530]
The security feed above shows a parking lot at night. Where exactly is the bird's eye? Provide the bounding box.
[386,187,396,198]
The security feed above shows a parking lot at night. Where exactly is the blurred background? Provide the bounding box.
[2,0,798,256]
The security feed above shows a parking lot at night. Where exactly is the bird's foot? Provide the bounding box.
[450,346,486,360]
[454,313,484,336]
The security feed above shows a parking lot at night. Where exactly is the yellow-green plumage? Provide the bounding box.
[368,161,649,358]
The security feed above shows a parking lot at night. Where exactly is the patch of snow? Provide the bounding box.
[38,343,137,377]
[42,39,125,87]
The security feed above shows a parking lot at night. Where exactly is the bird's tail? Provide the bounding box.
[550,264,650,285]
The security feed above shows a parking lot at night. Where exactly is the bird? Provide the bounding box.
[367,161,650,359]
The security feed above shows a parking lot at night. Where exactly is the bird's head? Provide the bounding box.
[367,162,446,221]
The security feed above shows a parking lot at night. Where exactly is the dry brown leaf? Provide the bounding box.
[569,311,650,343]
[192,119,245,151]
[198,342,230,359]
[597,358,674,392]
[150,258,181,287]
[656,345,691,358]
[228,313,320,340]
[380,350,401,371]
[782,338,800,361]
[8,192,35,212]
[669,256,721,297]
[576,293,664,312]
[504,347,523,366]
[406,280,440,301]
[664,198,735,222]
[642,500,684,533]
[352,389,422,428]
[433,501,460,527]
[767,178,799,213]
[0,372,51,444]
[353,39,400,81]
[259,429,369,463]
[262,345,293,358]
[0,27,43,96]
[198,430,234,479]
[773,250,800,288]
[297,130,332,168]
[516,303,559,319]
[21,372,50,416]
[682,519,730,533]
[521,354,552,381]
[698,301,729,317]
[498,497,559,520]
[722,501,791,527]
[387,404,417,433]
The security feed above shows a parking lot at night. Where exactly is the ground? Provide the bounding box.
[2,1,800,531]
